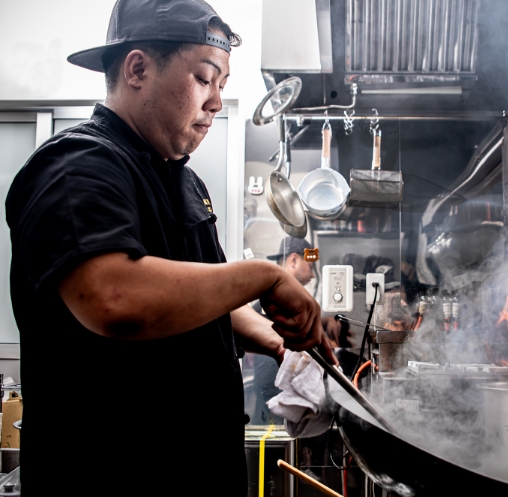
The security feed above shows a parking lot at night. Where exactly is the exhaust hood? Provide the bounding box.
[345,0,480,92]
[261,0,508,112]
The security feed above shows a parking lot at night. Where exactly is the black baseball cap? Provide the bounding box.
[68,0,234,73]
[267,237,313,261]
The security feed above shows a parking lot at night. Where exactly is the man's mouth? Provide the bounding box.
[193,122,211,134]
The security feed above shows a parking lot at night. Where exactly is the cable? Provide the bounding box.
[326,413,353,497]
[327,412,354,471]
[350,284,378,381]
[353,360,372,388]
[413,315,423,331]
[342,456,353,497]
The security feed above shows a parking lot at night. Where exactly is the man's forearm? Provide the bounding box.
[231,305,284,364]
[59,252,284,340]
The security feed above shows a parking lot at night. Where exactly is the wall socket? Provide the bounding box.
[366,273,384,305]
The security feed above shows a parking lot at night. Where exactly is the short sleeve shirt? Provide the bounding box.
[6,104,246,496]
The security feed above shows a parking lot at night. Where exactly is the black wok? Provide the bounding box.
[337,406,508,497]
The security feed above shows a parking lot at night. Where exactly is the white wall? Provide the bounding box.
[0,0,267,118]
[0,0,116,101]
[207,0,267,119]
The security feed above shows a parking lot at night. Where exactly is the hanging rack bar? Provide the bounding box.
[285,110,508,123]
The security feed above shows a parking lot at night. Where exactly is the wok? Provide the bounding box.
[309,349,508,496]
[337,405,508,497]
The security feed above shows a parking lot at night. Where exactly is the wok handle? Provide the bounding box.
[277,460,343,497]
[372,130,381,170]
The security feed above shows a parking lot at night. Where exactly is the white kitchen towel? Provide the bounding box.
[267,350,334,438]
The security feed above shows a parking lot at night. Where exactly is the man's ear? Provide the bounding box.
[286,252,299,269]
[123,50,151,90]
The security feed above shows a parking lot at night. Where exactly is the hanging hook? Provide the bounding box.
[369,108,380,135]
[343,109,355,135]
[322,110,331,131]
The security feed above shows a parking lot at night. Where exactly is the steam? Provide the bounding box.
[373,370,508,483]
[367,237,508,483]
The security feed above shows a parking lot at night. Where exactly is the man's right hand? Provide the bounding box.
[260,270,337,365]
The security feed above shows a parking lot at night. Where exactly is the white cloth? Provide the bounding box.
[266,350,334,438]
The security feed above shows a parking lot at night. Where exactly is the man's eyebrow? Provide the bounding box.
[201,59,230,78]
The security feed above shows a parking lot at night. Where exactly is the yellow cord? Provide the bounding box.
[258,424,275,497]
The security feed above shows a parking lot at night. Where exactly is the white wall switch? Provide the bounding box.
[366,273,384,305]
[322,265,354,313]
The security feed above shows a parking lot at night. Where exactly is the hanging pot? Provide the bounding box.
[298,122,350,220]
[265,117,306,227]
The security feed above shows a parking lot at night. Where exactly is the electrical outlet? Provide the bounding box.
[366,273,384,305]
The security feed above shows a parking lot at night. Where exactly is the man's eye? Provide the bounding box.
[198,77,210,85]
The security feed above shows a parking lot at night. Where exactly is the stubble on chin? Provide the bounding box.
[178,135,205,157]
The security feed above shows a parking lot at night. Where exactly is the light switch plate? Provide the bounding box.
[322,265,354,313]
[366,273,384,305]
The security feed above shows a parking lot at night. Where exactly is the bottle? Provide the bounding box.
[414,292,427,331]
[442,290,451,332]
[451,291,460,330]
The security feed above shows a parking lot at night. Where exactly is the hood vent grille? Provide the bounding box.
[346,0,481,84]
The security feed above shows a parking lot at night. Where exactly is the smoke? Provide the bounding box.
[359,229,508,483]
[371,370,508,482]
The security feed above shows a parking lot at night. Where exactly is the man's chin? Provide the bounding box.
[178,138,205,157]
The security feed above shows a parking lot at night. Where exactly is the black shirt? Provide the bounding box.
[6,104,246,496]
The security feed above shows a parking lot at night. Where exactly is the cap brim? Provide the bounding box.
[266,254,281,261]
[67,44,114,73]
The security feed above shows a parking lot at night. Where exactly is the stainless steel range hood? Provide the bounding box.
[345,0,481,94]
[260,0,507,110]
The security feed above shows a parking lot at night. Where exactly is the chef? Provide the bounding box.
[249,237,345,424]
[5,1,336,496]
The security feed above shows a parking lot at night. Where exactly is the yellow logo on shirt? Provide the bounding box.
[203,199,213,213]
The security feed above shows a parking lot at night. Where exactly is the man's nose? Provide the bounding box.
[204,87,223,114]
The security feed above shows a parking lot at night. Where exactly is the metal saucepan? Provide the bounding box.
[277,133,308,237]
[280,216,307,238]
[298,122,350,220]
[265,117,306,227]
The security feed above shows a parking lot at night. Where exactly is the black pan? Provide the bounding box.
[309,349,508,496]
[337,406,508,497]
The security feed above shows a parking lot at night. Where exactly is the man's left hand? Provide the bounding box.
[322,316,341,346]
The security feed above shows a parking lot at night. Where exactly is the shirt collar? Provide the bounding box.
[91,104,190,169]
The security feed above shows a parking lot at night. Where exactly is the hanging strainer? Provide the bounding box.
[349,119,404,208]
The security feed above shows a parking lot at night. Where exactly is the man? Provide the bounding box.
[5,1,335,496]
[248,237,342,424]
[266,237,341,341]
